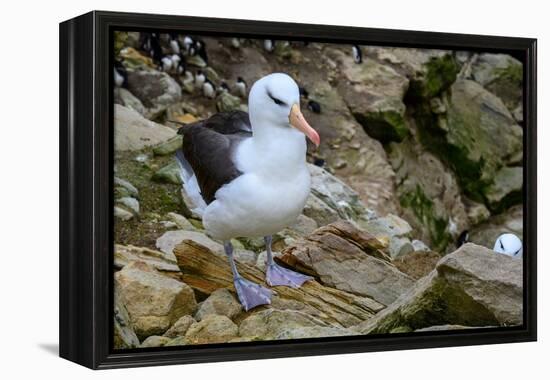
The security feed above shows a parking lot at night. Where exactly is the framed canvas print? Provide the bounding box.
[59,11,537,369]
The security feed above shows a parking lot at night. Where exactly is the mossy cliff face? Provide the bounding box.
[412,79,523,212]
[388,136,469,253]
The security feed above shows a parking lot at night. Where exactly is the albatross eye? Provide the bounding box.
[267,92,286,106]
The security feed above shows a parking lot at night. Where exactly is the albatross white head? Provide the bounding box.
[247,73,320,148]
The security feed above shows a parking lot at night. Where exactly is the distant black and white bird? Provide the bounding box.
[170,54,182,73]
[146,33,163,62]
[193,39,208,64]
[456,230,469,248]
[202,79,216,99]
[169,33,181,54]
[114,60,128,88]
[299,86,309,99]
[181,67,194,81]
[263,39,275,52]
[160,55,174,72]
[494,233,523,258]
[235,77,248,97]
[176,55,188,75]
[218,82,230,94]
[352,45,362,64]
[194,70,206,88]
[181,35,194,54]
[307,100,321,114]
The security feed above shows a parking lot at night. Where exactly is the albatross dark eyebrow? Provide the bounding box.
[267,91,286,106]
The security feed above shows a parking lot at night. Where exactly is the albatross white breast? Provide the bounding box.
[176,73,320,311]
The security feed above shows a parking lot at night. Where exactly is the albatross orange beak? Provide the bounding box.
[289,103,320,148]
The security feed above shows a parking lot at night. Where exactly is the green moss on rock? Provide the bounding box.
[407,54,459,101]
[354,109,408,143]
[399,185,451,252]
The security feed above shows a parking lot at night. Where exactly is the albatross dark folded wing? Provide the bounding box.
[178,111,252,204]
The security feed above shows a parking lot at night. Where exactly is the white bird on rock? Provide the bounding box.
[175,73,320,311]
[493,233,523,258]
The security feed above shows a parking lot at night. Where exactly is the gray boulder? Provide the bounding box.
[114,105,176,151]
[114,87,147,116]
[470,53,523,120]
[126,69,182,118]
[115,261,197,340]
[355,243,523,334]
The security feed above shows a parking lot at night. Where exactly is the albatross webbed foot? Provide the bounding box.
[233,276,272,312]
[266,263,313,288]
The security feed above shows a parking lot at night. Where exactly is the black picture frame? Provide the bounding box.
[59,10,537,369]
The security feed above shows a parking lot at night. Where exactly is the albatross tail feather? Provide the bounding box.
[175,150,208,217]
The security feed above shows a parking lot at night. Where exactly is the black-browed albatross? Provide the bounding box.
[176,73,320,311]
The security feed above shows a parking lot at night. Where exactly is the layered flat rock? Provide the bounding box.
[174,239,384,328]
[355,243,523,334]
[279,221,414,306]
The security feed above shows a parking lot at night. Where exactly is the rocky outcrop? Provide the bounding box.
[115,261,197,340]
[279,221,414,306]
[355,243,523,334]
[114,105,176,151]
[174,239,384,328]
[414,79,523,211]
[469,53,523,122]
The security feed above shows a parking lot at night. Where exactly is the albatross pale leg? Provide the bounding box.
[264,235,312,287]
[224,241,272,311]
